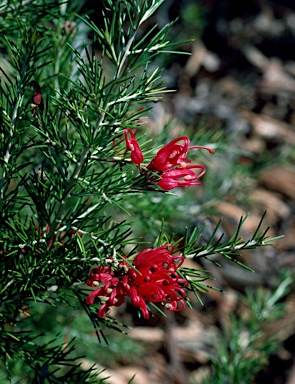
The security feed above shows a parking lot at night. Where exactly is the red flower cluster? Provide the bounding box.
[86,245,188,319]
[124,129,214,190]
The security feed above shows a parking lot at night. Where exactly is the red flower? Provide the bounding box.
[148,136,214,173]
[158,165,206,190]
[124,128,144,166]
[147,136,191,172]
[86,266,125,317]
[86,245,188,319]
[123,129,214,190]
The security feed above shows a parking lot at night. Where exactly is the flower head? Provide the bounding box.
[123,129,214,191]
[86,245,188,319]
[147,137,214,173]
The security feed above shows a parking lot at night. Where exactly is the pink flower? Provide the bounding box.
[86,245,188,319]
[124,128,144,166]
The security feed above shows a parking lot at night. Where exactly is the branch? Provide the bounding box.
[185,238,271,259]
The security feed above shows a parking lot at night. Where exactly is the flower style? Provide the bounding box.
[86,245,188,319]
[123,128,214,190]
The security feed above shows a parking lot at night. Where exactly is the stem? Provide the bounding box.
[48,100,109,238]
[115,6,150,78]
[54,3,69,98]
[1,90,23,198]
[116,31,137,78]
[184,239,265,259]
[47,146,89,239]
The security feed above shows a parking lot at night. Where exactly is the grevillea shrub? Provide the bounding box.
[0,1,278,382]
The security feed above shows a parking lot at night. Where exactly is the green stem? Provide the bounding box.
[185,239,266,259]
